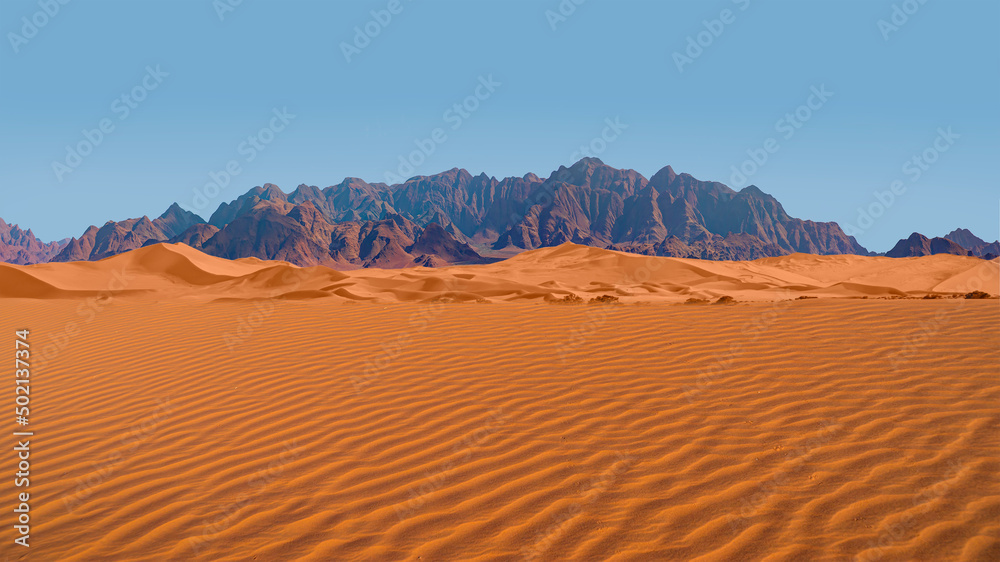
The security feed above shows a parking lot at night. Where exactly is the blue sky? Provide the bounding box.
[1,0,997,252]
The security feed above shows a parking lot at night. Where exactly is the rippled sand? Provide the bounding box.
[1,295,997,560]
[2,243,997,560]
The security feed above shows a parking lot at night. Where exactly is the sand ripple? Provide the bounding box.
[0,297,996,561]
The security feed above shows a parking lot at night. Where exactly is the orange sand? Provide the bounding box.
[1,242,997,303]
[1,244,998,561]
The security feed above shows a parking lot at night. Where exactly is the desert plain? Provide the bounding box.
[1,243,998,561]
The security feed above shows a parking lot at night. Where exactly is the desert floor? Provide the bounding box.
[1,244,998,560]
[1,295,998,561]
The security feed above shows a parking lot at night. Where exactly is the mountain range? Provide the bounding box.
[2,159,996,266]
[0,220,67,265]
[886,230,1000,260]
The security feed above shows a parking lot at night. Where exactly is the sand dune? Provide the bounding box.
[2,244,998,561]
[2,242,997,303]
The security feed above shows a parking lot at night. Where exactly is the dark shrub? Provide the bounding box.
[965,291,992,299]
[553,293,584,304]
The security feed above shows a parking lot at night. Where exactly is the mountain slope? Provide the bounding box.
[329,213,488,269]
[886,233,970,258]
[944,228,1000,258]
[0,218,67,264]
[51,204,206,262]
[493,159,867,259]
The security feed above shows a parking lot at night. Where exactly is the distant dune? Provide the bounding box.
[1,241,997,304]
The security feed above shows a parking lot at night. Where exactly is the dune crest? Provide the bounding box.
[2,242,996,303]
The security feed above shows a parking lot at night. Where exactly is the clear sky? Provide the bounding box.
[1,0,997,252]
